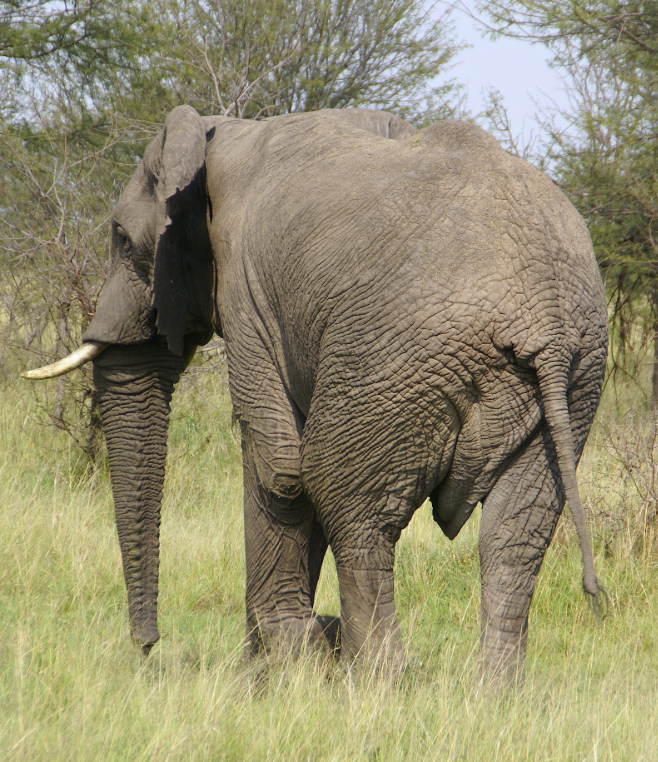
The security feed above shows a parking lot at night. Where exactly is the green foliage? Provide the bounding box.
[1,1,107,61]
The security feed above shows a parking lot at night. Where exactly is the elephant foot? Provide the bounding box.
[131,623,160,655]
[247,614,341,658]
[345,638,407,681]
[478,629,526,691]
[315,615,341,654]
[478,657,524,692]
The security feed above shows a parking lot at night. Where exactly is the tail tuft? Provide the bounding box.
[587,583,609,620]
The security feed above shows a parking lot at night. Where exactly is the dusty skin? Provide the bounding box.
[25,107,607,682]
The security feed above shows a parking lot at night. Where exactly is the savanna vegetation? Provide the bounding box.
[3,0,658,759]
[3,364,658,760]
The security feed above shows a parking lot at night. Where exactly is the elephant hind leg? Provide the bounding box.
[334,554,403,674]
[479,428,564,685]
[325,516,406,674]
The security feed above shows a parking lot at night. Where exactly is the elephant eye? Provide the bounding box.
[115,225,132,255]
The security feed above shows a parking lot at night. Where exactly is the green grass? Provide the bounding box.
[2,368,658,760]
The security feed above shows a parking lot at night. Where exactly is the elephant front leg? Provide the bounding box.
[479,431,564,685]
[242,443,337,655]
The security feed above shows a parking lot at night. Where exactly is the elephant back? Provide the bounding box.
[418,120,502,154]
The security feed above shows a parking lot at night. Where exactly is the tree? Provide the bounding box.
[140,0,463,123]
[475,1,658,405]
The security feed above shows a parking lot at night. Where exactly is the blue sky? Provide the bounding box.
[444,1,571,142]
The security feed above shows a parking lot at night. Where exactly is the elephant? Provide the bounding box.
[24,105,608,681]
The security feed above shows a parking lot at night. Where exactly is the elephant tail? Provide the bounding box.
[535,359,603,610]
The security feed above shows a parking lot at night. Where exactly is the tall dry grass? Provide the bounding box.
[2,366,658,760]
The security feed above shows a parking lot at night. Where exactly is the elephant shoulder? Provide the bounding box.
[418,120,502,156]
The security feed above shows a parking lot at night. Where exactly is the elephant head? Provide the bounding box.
[85,105,215,353]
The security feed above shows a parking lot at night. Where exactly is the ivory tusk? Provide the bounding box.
[21,341,108,380]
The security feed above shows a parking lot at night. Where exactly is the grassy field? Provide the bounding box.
[2,366,658,761]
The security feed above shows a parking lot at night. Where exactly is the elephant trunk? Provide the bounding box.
[536,358,601,604]
[93,342,185,651]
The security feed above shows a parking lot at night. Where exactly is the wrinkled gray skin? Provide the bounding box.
[82,106,607,680]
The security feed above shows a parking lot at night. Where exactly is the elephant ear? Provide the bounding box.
[152,105,214,356]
